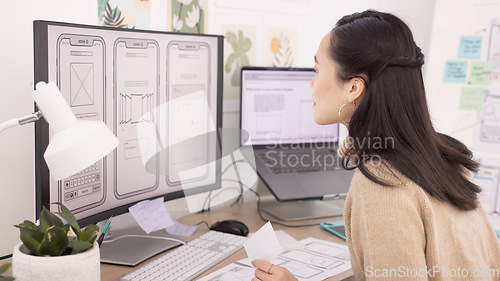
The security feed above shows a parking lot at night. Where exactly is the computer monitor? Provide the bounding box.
[240,67,352,221]
[33,21,223,265]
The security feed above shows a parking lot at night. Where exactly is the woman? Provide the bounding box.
[252,10,500,281]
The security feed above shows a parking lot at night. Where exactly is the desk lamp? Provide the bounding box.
[0,81,119,180]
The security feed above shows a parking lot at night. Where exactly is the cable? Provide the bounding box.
[197,169,247,213]
[220,179,250,207]
[229,153,245,206]
[221,179,321,228]
[207,186,243,210]
[221,159,247,175]
[199,158,246,213]
[246,188,321,228]
[195,178,321,228]
[197,190,213,214]
[0,118,20,133]
[204,157,248,210]
[195,220,211,229]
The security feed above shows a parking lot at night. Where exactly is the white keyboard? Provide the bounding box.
[121,231,247,281]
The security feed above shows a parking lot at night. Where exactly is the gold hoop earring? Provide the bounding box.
[339,101,357,124]
[338,103,349,124]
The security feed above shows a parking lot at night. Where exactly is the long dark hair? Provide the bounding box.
[331,10,480,210]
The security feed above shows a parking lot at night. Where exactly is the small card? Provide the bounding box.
[243,221,283,262]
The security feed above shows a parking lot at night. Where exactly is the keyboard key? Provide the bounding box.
[121,231,246,281]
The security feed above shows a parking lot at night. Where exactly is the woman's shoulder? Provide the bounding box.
[346,164,431,224]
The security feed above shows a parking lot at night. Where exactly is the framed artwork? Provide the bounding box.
[167,0,208,33]
[267,26,298,67]
[97,0,152,29]
[222,24,257,100]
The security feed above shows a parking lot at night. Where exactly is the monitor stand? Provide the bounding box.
[99,225,185,266]
[257,181,344,221]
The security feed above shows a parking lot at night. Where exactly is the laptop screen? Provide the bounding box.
[240,67,338,146]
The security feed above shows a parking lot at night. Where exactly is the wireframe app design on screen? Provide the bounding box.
[114,38,160,199]
[56,34,106,213]
[167,41,211,186]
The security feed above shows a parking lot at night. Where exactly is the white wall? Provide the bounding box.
[0,0,94,257]
[0,0,435,257]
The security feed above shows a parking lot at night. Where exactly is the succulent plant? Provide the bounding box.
[14,203,99,257]
[0,263,14,281]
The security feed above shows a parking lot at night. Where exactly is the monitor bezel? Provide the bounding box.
[33,20,223,227]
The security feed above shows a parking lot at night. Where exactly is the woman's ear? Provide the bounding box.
[347,77,366,104]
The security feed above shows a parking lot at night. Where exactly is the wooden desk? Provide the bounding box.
[1,201,354,280]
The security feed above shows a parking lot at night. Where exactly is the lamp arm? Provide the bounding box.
[0,111,43,133]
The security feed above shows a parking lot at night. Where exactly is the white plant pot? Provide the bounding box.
[12,241,100,281]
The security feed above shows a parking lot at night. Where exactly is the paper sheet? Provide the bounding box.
[238,237,352,281]
[128,198,174,234]
[275,230,304,250]
[243,221,283,262]
[165,219,198,237]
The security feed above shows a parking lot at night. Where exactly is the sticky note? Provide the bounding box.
[243,221,283,262]
[459,87,485,111]
[444,61,468,83]
[129,198,175,234]
[494,228,500,240]
[458,36,483,59]
[469,61,494,85]
[165,219,198,237]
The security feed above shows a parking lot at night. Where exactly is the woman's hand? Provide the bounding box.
[251,259,298,281]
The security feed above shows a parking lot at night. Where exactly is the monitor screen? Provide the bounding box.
[33,21,223,227]
[240,67,338,147]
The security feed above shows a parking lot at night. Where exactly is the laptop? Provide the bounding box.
[240,67,354,202]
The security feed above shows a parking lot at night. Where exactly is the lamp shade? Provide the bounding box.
[44,120,119,180]
[32,82,119,180]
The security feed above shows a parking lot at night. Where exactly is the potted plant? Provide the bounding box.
[0,263,14,281]
[12,203,100,281]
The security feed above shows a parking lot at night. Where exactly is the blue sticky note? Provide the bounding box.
[444,60,468,83]
[494,228,500,240]
[458,36,483,59]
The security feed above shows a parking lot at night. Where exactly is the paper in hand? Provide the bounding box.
[243,221,283,262]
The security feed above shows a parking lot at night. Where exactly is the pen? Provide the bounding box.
[97,216,112,247]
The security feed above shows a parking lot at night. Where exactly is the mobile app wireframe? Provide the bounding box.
[166,42,211,186]
[56,34,106,213]
[114,38,160,198]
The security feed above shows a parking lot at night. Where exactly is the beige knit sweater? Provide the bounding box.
[338,140,500,280]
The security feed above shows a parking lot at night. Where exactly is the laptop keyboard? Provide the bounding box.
[258,150,341,174]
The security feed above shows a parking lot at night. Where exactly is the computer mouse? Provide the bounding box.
[209,220,249,237]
